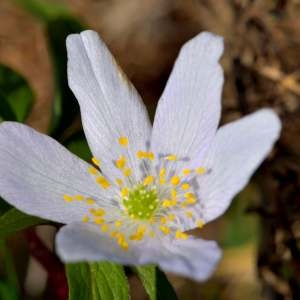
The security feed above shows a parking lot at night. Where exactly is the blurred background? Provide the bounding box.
[0,0,299,299]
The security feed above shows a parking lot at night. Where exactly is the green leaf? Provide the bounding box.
[45,17,84,138]
[0,64,34,122]
[0,208,45,239]
[64,131,92,162]
[67,262,130,300]
[15,0,69,22]
[135,265,178,300]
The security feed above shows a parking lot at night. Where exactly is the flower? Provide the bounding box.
[0,30,281,281]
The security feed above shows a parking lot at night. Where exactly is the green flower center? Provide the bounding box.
[122,185,159,220]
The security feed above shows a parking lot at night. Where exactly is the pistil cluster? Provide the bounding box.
[63,136,206,251]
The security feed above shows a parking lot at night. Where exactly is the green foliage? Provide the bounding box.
[15,0,69,22]
[46,17,85,138]
[67,262,130,300]
[0,208,45,240]
[64,131,92,162]
[0,241,20,300]
[135,265,178,300]
[0,64,34,122]
[221,184,259,248]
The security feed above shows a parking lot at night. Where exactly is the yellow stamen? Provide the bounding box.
[74,194,84,201]
[136,151,155,160]
[181,183,190,191]
[123,168,132,177]
[116,155,126,169]
[86,198,95,205]
[118,136,128,147]
[94,217,104,225]
[196,167,206,175]
[170,175,180,186]
[121,187,129,198]
[101,224,109,232]
[115,220,122,228]
[143,175,154,186]
[165,154,177,161]
[116,178,123,186]
[92,157,100,167]
[160,216,167,224]
[162,199,172,208]
[175,230,188,240]
[130,226,146,241]
[149,231,155,238]
[171,189,177,198]
[159,225,170,235]
[182,169,191,176]
[82,215,89,222]
[186,211,193,218]
[168,214,175,221]
[96,176,111,189]
[196,219,205,228]
[88,166,98,175]
[63,194,73,202]
[90,208,105,217]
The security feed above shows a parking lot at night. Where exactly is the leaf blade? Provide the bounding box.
[67,262,130,300]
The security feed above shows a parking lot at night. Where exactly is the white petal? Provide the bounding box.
[151,32,224,167]
[197,109,281,223]
[67,30,151,180]
[56,222,222,281]
[0,122,111,223]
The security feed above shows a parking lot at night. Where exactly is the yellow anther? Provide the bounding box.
[165,154,177,161]
[182,169,191,176]
[186,197,197,205]
[170,175,180,186]
[130,226,146,241]
[88,166,98,175]
[160,216,167,224]
[115,178,123,186]
[115,220,122,228]
[86,198,95,205]
[110,231,119,238]
[181,183,190,191]
[82,215,89,223]
[170,198,177,206]
[184,192,197,204]
[175,230,188,240]
[162,199,172,208]
[63,194,73,202]
[94,217,104,225]
[196,219,205,229]
[159,225,171,235]
[96,176,111,189]
[123,168,132,177]
[186,211,193,218]
[101,224,109,232]
[147,152,155,160]
[92,157,100,167]
[171,189,177,198]
[118,136,128,147]
[74,194,84,201]
[137,151,145,159]
[90,208,105,216]
[159,168,166,177]
[159,168,166,185]
[159,177,166,185]
[196,167,206,175]
[121,187,129,198]
[143,175,155,186]
[116,155,126,169]
[117,235,128,251]
[149,231,156,238]
[168,214,175,221]
[136,151,154,160]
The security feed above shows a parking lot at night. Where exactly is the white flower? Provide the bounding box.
[0,30,281,281]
